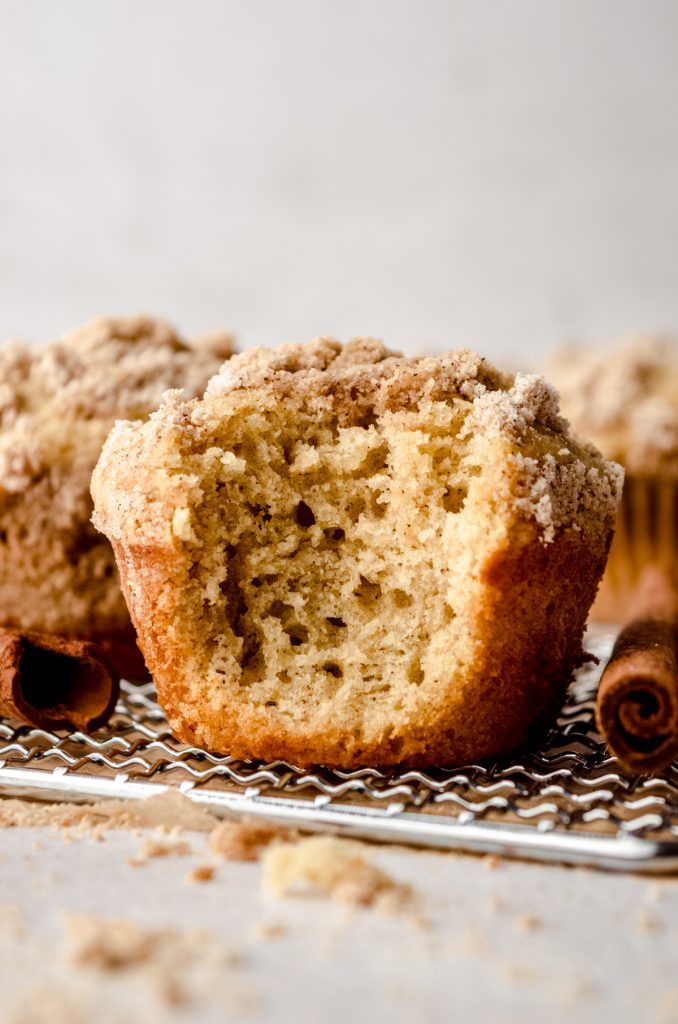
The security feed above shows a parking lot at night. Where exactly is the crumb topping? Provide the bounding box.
[466,373,567,438]
[207,337,565,437]
[206,337,512,418]
[0,315,231,494]
[102,336,621,545]
[547,334,678,474]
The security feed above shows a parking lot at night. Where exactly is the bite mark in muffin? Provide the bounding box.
[92,337,621,765]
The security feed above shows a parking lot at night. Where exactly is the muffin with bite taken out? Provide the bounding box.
[92,337,622,765]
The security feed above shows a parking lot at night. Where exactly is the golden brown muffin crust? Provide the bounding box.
[93,337,621,762]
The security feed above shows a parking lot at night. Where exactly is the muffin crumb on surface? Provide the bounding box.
[262,835,413,912]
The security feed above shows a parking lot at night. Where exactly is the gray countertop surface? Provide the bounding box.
[1,822,677,1024]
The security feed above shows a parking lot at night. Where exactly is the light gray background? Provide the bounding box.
[1,0,677,364]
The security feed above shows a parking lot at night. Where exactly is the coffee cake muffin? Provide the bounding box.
[0,316,233,676]
[92,338,622,766]
[548,334,678,622]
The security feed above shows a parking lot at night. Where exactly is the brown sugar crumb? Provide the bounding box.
[646,881,663,904]
[558,976,595,1006]
[128,831,192,867]
[262,835,413,913]
[64,914,243,1009]
[460,926,489,956]
[65,915,159,970]
[514,913,542,933]
[121,791,218,831]
[185,864,215,884]
[501,962,537,985]
[483,854,504,870]
[0,786,218,835]
[252,921,286,941]
[0,790,218,834]
[658,989,678,1021]
[0,904,24,939]
[208,820,297,862]
[7,982,91,1024]
[637,909,661,934]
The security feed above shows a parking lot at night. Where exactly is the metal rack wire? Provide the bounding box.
[0,633,676,872]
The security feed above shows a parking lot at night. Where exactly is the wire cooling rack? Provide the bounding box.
[0,633,677,873]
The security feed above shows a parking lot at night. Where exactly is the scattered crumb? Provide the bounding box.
[0,904,24,939]
[8,982,90,1024]
[209,819,297,862]
[262,835,413,913]
[65,914,159,970]
[459,926,489,956]
[637,910,661,934]
[158,976,190,1009]
[501,962,537,985]
[185,864,215,884]
[128,832,192,867]
[659,988,678,1022]
[514,913,542,933]
[252,921,286,941]
[109,791,218,832]
[558,976,595,1006]
[483,854,504,870]
[646,881,664,904]
[65,914,239,972]
[0,790,218,834]
[63,914,244,1010]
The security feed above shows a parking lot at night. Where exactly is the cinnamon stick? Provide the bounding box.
[596,566,678,774]
[0,628,120,733]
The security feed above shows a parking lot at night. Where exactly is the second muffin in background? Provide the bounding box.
[548,335,678,623]
[0,316,233,677]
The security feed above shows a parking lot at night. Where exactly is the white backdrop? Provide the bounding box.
[1,0,677,365]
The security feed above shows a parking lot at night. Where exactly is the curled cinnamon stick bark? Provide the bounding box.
[0,628,120,732]
[596,566,678,774]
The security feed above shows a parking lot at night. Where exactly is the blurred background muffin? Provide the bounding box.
[0,315,233,677]
[547,335,678,622]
